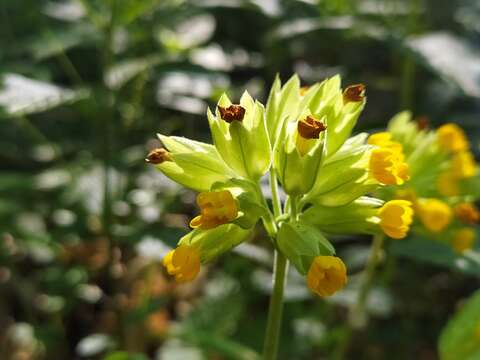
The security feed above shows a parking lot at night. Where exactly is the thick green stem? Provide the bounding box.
[262,170,289,360]
[262,250,288,360]
[349,233,385,329]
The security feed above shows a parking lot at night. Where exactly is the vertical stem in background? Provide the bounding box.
[349,233,385,329]
[262,171,289,360]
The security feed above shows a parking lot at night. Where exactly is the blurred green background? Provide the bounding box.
[1,0,479,359]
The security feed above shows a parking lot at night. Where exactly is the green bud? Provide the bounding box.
[154,135,235,192]
[178,224,252,263]
[208,91,271,181]
[277,221,335,275]
[300,197,382,235]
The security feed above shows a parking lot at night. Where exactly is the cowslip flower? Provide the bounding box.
[163,244,201,283]
[437,123,469,153]
[307,256,347,297]
[378,200,414,239]
[417,198,453,233]
[190,191,238,229]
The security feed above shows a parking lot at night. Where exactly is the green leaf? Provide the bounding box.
[103,351,149,360]
[439,290,480,360]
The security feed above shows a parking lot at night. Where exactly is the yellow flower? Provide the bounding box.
[368,132,404,158]
[437,123,469,153]
[190,190,238,229]
[437,170,460,197]
[369,148,410,185]
[163,244,201,283]
[378,200,414,239]
[452,228,476,254]
[417,199,453,233]
[455,202,480,224]
[307,256,347,297]
[452,151,476,178]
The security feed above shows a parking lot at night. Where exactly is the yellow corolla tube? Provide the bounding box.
[190,190,238,229]
[307,256,347,297]
[163,244,201,283]
[378,200,414,239]
[417,198,452,233]
[369,148,410,185]
[437,123,469,153]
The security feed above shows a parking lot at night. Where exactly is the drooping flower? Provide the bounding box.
[190,190,238,229]
[437,123,469,153]
[307,256,347,297]
[417,198,453,233]
[369,148,410,185]
[378,200,414,239]
[452,228,476,254]
[163,244,201,283]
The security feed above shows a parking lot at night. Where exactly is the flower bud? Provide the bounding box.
[454,203,480,224]
[155,134,235,192]
[307,256,347,297]
[208,92,271,181]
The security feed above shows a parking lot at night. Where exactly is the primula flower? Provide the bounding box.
[437,170,460,197]
[190,190,239,229]
[417,199,453,233]
[367,132,404,157]
[452,228,476,254]
[378,200,414,239]
[452,151,476,178]
[163,244,201,283]
[369,148,410,185]
[437,123,469,153]
[307,256,347,297]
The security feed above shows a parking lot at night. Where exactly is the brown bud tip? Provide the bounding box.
[343,84,366,103]
[297,116,327,139]
[416,116,430,130]
[217,105,246,123]
[145,148,172,164]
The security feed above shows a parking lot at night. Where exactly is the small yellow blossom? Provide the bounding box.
[190,190,238,229]
[452,151,476,178]
[368,132,404,158]
[369,148,410,185]
[452,228,476,254]
[454,203,480,224]
[378,200,414,239]
[417,199,453,233]
[437,123,469,153]
[163,244,201,282]
[437,170,460,197]
[307,256,347,297]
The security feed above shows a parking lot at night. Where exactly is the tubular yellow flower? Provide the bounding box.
[437,170,460,197]
[454,203,480,224]
[452,228,476,254]
[306,256,347,297]
[367,132,404,157]
[437,123,469,153]
[417,199,453,233]
[190,190,238,229]
[163,244,200,283]
[452,151,476,178]
[369,148,410,185]
[378,200,414,239]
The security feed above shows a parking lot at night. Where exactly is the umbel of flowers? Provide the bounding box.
[373,112,479,254]
[147,75,414,298]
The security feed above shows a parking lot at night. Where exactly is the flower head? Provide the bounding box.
[437,123,469,153]
[417,199,453,233]
[163,244,200,283]
[378,200,414,239]
[452,228,476,254]
[190,190,238,229]
[369,148,410,185]
[454,203,480,224]
[307,256,347,297]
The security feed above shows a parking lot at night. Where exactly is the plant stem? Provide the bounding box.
[262,250,288,360]
[348,233,385,329]
[262,171,289,360]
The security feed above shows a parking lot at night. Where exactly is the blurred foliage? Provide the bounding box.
[0,0,479,359]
